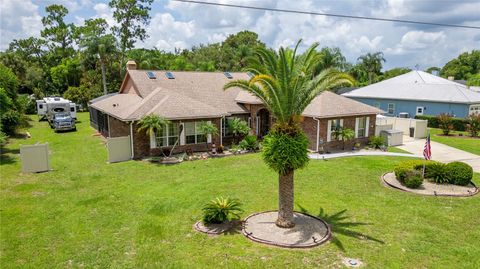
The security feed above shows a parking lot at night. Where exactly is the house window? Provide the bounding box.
[155,123,179,147]
[416,107,424,115]
[329,119,343,141]
[357,117,367,138]
[387,103,395,115]
[185,121,207,144]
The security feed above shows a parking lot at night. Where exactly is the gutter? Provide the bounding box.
[129,121,134,159]
[313,117,321,152]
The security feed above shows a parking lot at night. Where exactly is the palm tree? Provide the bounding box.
[198,122,218,151]
[314,47,347,73]
[357,52,386,84]
[228,118,250,144]
[138,114,170,156]
[224,40,354,228]
[334,127,355,150]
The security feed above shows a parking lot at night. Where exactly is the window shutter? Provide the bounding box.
[340,119,344,127]
[355,118,359,138]
[207,121,212,143]
[179,123,185,145]
[327,120,332,142]
[150,131,156,149]
[365,117,370,137]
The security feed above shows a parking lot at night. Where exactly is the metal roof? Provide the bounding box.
[342,71,480,104]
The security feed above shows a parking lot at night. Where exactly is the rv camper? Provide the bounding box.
[36,97,77,121]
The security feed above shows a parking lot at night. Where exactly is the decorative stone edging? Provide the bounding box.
[381,172,479,197]
[242,210,332,249]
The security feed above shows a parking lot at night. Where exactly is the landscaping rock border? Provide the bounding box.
[242,211,331,248]
[382,172,479,197]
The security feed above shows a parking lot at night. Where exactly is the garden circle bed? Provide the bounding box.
[242,211,331,248]
[382,172,478,197]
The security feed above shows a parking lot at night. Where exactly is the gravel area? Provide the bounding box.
[242,211,331,248]
[382,172,478,197]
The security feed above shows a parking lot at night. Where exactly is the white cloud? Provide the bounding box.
[0,0,42,50]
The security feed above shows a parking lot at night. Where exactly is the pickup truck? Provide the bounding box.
[50,113,76,132]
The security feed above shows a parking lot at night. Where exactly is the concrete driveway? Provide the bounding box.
[396,136,480,173]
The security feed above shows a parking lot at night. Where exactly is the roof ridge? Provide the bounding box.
[126,88,163,119]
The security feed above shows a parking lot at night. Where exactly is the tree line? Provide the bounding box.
[1,0,479,142]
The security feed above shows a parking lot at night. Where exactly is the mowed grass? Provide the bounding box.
[429,128,480,155]
[1,113,480,268]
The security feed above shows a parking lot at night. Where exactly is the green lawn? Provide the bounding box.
[1,113,480,268]
[429,128,480,155]
[387,146,412,154]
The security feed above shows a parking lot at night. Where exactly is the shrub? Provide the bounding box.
[466,114,480,137]
[262,131,309,174]
[445,162,473,186]
[404,170,423,189]
[217,144,224,154]
[424,162,448,183]
[202,197,243,224]
[239,134,258,151]
[394,160,426,182]
[368,136,385,149]
[437,113,453,135]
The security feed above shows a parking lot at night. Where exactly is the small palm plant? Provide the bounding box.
[198,122,218,151]
[138,114,170,156]
[202,197,243,224]
[334,127,355,150]
[228,118,250,144]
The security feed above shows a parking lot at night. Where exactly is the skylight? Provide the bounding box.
[224,72,233,79]
[165,71,175,79]
[147,71,156,79]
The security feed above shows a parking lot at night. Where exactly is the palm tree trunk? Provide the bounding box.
[276,168,295,228]
[101,60,107,95]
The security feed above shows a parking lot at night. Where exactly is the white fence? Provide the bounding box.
[376,117,428,139]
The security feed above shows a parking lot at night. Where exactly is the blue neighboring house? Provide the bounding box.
[342,71,480,118]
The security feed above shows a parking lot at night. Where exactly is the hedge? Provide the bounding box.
[393,160,473,186]
[415,115,467,131]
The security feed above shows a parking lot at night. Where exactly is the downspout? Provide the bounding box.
[129,121,134,159]
[313,117,321,152]
[220,116,224,146]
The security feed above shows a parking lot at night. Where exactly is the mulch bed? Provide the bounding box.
[382,172,478,197]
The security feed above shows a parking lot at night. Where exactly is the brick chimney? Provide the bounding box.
[126,60,137,70]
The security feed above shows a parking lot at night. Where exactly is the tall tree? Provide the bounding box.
[224,41,353,228]
[41,4,75,59]
[109,0,154,70]
[379,67,411,81]
[357,52,386,84]
[441,50,480,80]
[78,18,118,95]
[314,47,347,73]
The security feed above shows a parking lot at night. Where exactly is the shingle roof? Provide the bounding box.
[342,70,480,104]
[90,70,383,121]
[90,71,250,120]
[233,90,383,118]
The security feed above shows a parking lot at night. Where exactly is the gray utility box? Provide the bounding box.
[380,129,404,146]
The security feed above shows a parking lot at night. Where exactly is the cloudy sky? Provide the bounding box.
[1,0,479,69]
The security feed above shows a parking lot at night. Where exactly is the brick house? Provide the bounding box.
[89,61,383,158]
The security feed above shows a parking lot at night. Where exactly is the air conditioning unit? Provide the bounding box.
[398,112,410,118]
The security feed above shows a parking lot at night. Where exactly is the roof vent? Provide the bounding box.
[147,71,156,79]
[224,72,233,79]
[165,72,175,79]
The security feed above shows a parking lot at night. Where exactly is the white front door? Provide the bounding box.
[416,106,424,115]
